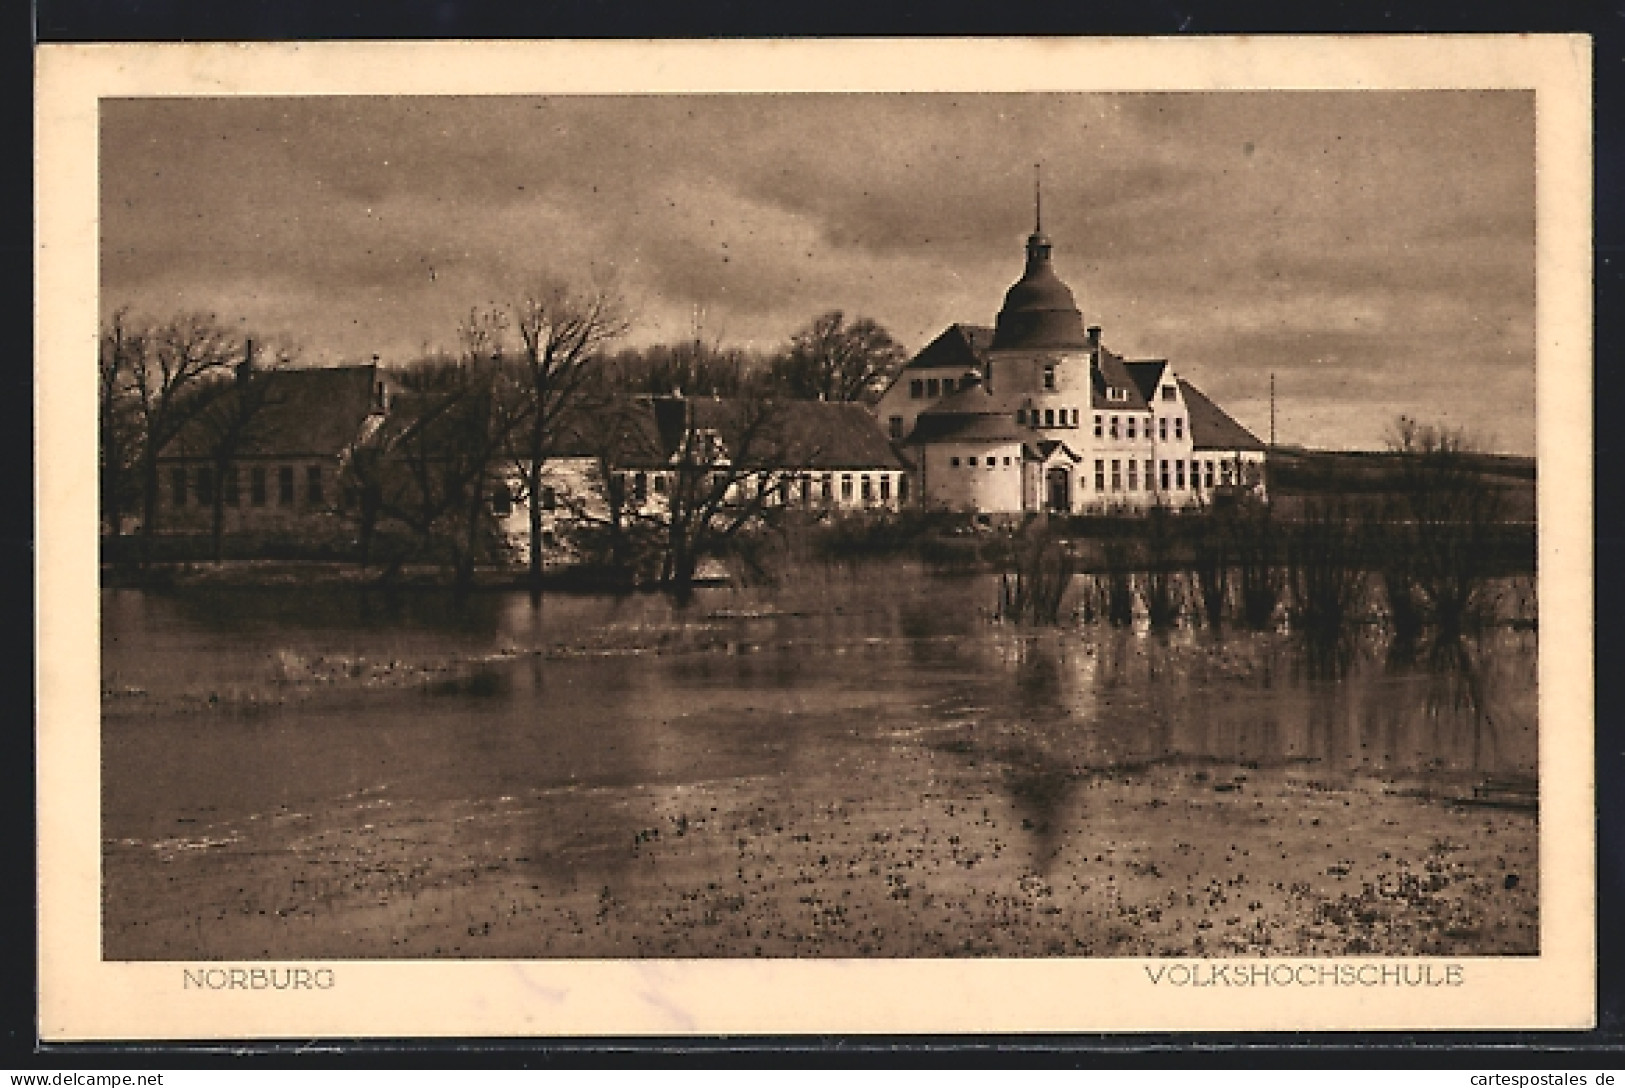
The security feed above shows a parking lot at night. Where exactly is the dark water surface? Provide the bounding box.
[103,562,1536,839]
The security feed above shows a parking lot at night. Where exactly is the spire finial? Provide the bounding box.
[1034,163,1042,233]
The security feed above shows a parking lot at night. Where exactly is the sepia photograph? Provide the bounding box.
[38,37,1593,1037]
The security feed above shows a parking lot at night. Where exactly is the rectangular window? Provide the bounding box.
[1015,408,1026,425]
[540,485,557,511]
[926,378,940,397]
[1145,460,1154,490]
[1159,417,1168,441]
[1003,456,1012,466]
[250,466,267,507]
[1043,408,1054,427]
[860,475,873,502]
[840,474,853,502]
[898,474,909,503]
[1160,460,1170,490]
[1109,416,1119,439]
[491,485,512,516]
[943,378,955,395]
[306,465,324,504]
[1162,386,1176,401]
[879,475,891,502]
[888,416,904,440]
[1094,459,1105,491]
[1093,414,1103,438]
[278,466,295,506]
[1205,461,1215,488]
[653,474,667,494]
[1111,459,1122,491]
[633,472,648,504]
[1072,408,1081,427]
[1128,460,1138,490]
[196,466,215,506]
[949,456,960,467]
[1126,417,1137,440]
[821,474,833,501]
[967,456,977,467]
[1175,460,1186,489]
[170,467,187,507]
[910,379,924,399]
[1174,417,1184,440]
[1043,363,1056,390]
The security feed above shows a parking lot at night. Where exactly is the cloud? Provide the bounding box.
[99,91,1536,452]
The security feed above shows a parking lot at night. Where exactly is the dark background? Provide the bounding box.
[13,0,1621,1069]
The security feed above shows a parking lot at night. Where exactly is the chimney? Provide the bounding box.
[236,338,255,385]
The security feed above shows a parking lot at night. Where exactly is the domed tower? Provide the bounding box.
[991,172,1089,352]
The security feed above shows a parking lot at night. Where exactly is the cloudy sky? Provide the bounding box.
[101,92,1534,453]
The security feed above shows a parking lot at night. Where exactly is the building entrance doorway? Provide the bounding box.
[1045,467,1071,513]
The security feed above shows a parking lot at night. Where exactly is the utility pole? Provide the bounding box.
[1269,372,1276,448]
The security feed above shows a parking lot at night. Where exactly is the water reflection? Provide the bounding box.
[103,563,1537,877]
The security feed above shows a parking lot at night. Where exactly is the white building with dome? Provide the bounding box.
[874,209,1267,515]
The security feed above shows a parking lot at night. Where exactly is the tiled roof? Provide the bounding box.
[1091,350,1151,412]
[1179,379,1264,451]
[162,365,378,460]
[686,397,906,470]
[1121,359,1169,405]
[906,412,1024,444]
[920,379,1026,417]
[901,324,993,372]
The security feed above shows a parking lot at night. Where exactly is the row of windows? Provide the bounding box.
[1089,458,1232,492]
[942,454,1235,492]
[170,464,324,508]
[1087,414,1185,441]
[908,376,965,399]
[525,471,908,513]
[1016,406,1083,428]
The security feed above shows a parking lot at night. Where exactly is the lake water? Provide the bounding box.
[101,561,1540,958]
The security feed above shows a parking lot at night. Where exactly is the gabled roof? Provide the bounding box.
[543,398,671,468]
[1179,379,1265,452]
[1091,350,1151,411]
[901,324,993,372]
[1122,359,1170,405]
[679,397,907,470]
[161,365,379,460]
[1028,439,1083,463]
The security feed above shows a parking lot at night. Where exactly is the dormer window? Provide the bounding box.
[1107,387,1128,402]
[1162,386,1177,402]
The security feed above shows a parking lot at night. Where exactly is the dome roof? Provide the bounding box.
[991,231,1090,351]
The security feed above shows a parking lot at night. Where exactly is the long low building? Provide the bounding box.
[874,213,1266,515]
[494,394,911,565]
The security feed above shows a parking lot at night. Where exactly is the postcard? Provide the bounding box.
[37,35,1594,1038]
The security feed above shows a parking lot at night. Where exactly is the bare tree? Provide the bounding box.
[657,395,792,600]
[189,340,287,562]
[98,308,144,539]
[503,281,629,595]
[126,313,238,564]
[1383,416,1509,635]
[767,310,907,404]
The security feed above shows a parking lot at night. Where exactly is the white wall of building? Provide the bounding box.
[919,441,1025,513]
